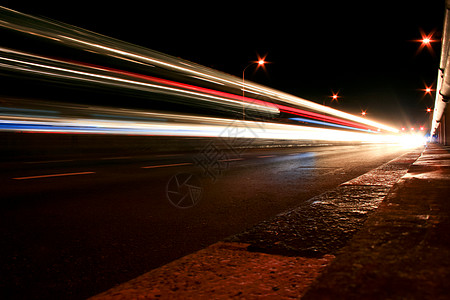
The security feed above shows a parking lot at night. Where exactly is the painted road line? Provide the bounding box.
[24,159,74,164]
[13,171,95,180]
[141,162,193,169]
[218,158,244,162]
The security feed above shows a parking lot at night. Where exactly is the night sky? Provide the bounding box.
[2,1,446,129]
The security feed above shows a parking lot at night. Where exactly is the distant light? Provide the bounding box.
[401,127,406,131]
[415,30,439,55]
[421,83,434,95]
[330,91,340,102]
[400,133,427,147]
[258,59,265,66]
[427,107,432,112]
[361,111,366,116]
[411,127,415,131]
[420,126,424,131]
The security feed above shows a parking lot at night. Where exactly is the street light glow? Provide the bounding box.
[329,90,340,103]
[242,54,268,120]
[420,83,434,96]
[415,29,439,55]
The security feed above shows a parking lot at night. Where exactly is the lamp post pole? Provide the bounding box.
[242,59,265,120]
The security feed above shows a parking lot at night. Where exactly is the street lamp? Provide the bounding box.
[242,57,266,120]
[422,37,431,45]
[421,83,434,96]
[415,29,438,54]
[330,91,339,102]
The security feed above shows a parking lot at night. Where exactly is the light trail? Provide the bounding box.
[0,49,278,115]
[0,108,400,144]
[12,171,95,180]
[0,48,385,133]
[0,5,404,146]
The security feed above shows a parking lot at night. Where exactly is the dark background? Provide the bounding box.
[1,1,445,129]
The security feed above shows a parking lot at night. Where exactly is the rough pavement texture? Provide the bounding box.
[227,149,422,257]
[303,144,450,299]
[90,147,423,299]
[91,242,334,299]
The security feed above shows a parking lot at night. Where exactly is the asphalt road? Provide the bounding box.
[0,143,413,299]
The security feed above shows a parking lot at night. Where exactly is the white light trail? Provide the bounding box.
[0,5,402,140]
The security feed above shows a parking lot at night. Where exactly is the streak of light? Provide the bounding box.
[58,35,245,88]
[0,7,400,133]
[289,117,372,132]
[189,76,225,85]
[0,50,278,115]
[0,6,400,135]
[0,47,390,132]
[141,163,193,169]
[0,113,402,144]
[12,171,95,180]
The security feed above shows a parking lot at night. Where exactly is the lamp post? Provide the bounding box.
[242,59,265,120]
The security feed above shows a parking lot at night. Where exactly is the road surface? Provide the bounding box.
[0,143,413,299]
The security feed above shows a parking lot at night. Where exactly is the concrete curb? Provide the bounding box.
[302,144,450,299]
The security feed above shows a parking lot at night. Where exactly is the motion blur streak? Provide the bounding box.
[0,101,400,143]
[0,6,402,147]
[0,48,277,115]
